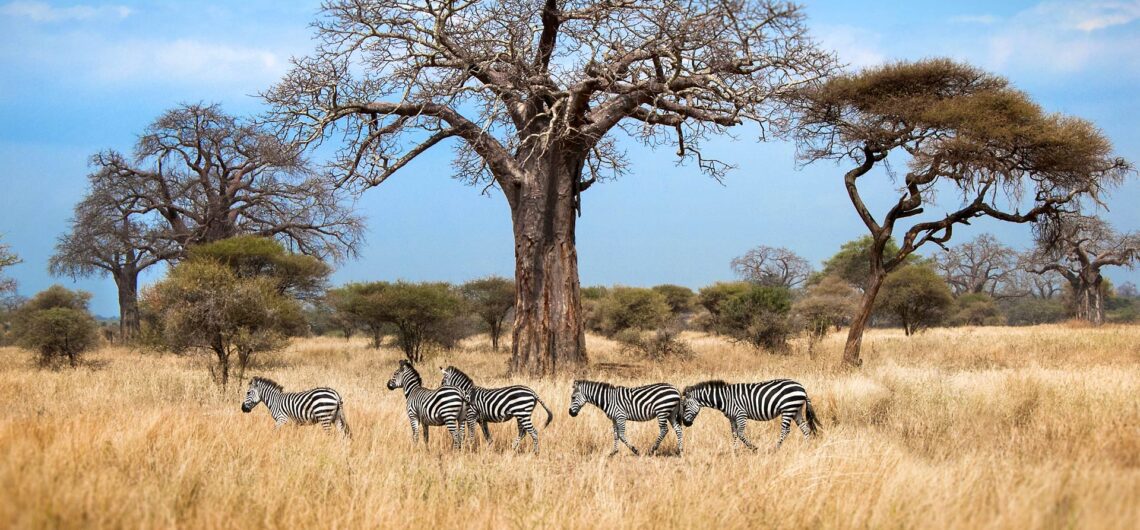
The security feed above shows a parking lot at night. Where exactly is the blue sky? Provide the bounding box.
[1,0,1138,317]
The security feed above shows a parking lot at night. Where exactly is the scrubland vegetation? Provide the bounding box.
[1,325,1136,529]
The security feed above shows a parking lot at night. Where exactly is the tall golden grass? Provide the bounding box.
[1,325,1137,529]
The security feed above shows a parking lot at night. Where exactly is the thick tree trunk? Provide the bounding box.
[508,150,587,376]
[843,269,886,367]
[114,267,140,342]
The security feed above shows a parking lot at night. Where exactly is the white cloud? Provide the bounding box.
[973,1,1140,75]
[94,39,285,87]
[0,1,131,22]
[814,24,887,71]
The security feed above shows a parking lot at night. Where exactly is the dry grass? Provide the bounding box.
[1,325,1138,529]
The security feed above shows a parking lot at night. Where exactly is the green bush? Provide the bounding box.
[875,265,953,335]
[950,293,1004,326]
[12,286,99,367]
[596,287,671,335]
[715,284,793,351]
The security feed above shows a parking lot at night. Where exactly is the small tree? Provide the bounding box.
[596,287,671,336]
[461,276,515,352]
[12,286,99,367]
[0,236,18,296]
[875,266,953,336]
[651,285,696,317]
[146,238,319,386]
[791,59,1131,365]
[697,282,752,327]
[716,285,793,351]
[950,293,1003,326]
[376,282,464,362]
[816,236,911,291]
[794,275,859,340]
[731,246,813,288]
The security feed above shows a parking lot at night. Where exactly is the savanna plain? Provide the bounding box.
[1,324,1137,530]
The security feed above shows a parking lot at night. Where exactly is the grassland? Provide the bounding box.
[1,324,1138,529]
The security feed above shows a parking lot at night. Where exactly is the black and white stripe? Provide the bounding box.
[681,379,819,450]
[387,360,470,449]
[241,377,351,438]
[568,380,683,456]
[439,365,553,454]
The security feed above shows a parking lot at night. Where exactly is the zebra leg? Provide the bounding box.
[512,418,526,451]
[775,412,794,449]
[735,416,758,451]
[609,420,621,456]
[525,418,540,455]
[422,425,430,445]
[448,419,462,449]
[481,420,492,443]
[409,418,420,445]
[795,408,811,440]
[615,417,640,456]
[672,419,684,455]
[648,414,669,455]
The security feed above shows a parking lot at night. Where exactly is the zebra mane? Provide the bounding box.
[684,380,727,394]
[574,379,615,390]
[398,360,422,382]
[251,377,284,391]
[445,366,472,383]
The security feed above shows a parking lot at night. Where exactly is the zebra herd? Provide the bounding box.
[240,361,820,454]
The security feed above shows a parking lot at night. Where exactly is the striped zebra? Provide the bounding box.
[439,365,554,454]
[680,379,819,451]
[568,380,683,456]
[387,360,472,449]
[241,377,351,438]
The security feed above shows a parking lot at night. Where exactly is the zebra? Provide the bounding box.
[680,379,819,451]
[240,376,351,438]
[568,380,683,456]
[387,360,472,449]
[438,365,554,454]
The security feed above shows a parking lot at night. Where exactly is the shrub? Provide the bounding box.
[461,276,515,351]
[328,281,466,361]
[651,284,696,316]
[1000,297,1068,326]
[875,265,954,336]
[794,275,859,339]
[596,287,671,335]
[613,326,694,361]
[11,286,99,367]
[715,284,793,351]
[950,293,1004,326]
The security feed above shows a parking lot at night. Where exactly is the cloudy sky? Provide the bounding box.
[1,0,1138,316]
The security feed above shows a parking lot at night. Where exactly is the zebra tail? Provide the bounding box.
[671,396,683,427]
[805,399,821,435]
[536,395,554,429]
[335,399,352,439]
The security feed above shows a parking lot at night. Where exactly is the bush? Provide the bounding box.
[328,281,466,361]
[651,284,695,315]
[715,284,793,351]
[794,275,859,339]
[875,265,953,336]
[950,293,1004,326]
[612,326,694,361]
[596,287,671,335]
[11,286,99,367]
[1000,297,1068,326]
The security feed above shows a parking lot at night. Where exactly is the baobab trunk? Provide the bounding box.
[508,149,588,376]
[114,267,140,342]
[843,269,886,367]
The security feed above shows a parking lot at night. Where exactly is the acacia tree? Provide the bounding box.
[1029,215,1139,324]
[0,236,18,296]
[934,234,1017,297]
[88,103,364,260]
[731,245,812,288]
[461,276,515,352]
[791,59,1131,366]
[50,178,175,341]
[266,0,834,375]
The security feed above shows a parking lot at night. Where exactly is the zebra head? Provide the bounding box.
[568,381,587,417]
[680,393,702,427]
[438,365,473,392]
[387,360,418,391]
[242,379,263,413]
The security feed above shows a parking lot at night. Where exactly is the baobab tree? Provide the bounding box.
[265,0,835,375]
[933,234,1017,297]
[50,177,175,340]
[1029,214,1139,324]
[731,245,813,288]
[88,104,364,260]
[790,59,1131,366]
